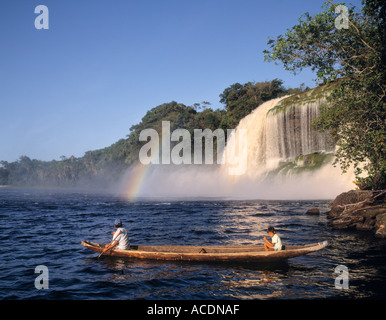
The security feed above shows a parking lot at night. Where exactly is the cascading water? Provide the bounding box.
[266,99,334,164]
[220,94,354,199]
[123,90,355,200]
[222,96,336,179]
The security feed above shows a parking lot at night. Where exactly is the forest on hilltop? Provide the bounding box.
[0,79,307,188]
[2,0,384,191]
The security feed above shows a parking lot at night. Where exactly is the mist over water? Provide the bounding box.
[1,188,385,300]
[121,163,353,200]
[121,97,355,201]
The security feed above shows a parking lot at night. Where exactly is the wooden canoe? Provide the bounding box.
[81,240,328,263]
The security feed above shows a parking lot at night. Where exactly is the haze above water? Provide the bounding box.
[122,97,354,201]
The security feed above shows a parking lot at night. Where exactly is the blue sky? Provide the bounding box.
[0,0,363,162]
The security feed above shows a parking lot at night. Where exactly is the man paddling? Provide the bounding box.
[101,219,130,255]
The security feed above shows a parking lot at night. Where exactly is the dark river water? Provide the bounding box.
[1,187,386,300]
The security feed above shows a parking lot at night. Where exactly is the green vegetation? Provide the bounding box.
[268,81,339,116]
[0,140,130,188]
[266,152,335,177]
[5,1,384,191]
[219,79,308,128]
[124,101,224,166]
[264,0,386,190]
[0,80,305,187]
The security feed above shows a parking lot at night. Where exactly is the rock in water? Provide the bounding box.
[306,208,320,215]
[327,190,386,238]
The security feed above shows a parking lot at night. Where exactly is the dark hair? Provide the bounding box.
[114,222,123,228]
[267,226,276,233]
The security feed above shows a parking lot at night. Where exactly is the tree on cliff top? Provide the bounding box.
[263,0,386,190]
[218,79,301,129]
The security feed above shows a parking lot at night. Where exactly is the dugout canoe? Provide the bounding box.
[81,240,328,263]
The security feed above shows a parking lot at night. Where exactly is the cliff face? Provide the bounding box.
[222,89,337,178]
[327,190,386,238]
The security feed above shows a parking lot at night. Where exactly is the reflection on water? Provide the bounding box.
[0,188,386,299]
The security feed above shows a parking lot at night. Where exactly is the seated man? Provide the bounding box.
[102,219,130,255]
[263,226,283,251]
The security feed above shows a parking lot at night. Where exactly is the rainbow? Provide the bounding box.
[124,164,151,201]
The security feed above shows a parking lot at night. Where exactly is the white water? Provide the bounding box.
[124,96,355,200]
[221,96,336,179]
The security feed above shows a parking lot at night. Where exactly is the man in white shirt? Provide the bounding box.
[263,226,283,251]
[101,219,130,254]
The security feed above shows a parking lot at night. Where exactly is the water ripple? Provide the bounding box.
[0,188,385,300]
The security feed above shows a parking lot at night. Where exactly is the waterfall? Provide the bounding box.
[222,96,336,179]
[220,95,354,199]
[123,91,355,200]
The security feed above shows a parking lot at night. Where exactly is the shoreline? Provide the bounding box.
[327,189,386,238]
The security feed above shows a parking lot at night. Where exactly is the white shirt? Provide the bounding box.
[112,227,130,250]
[272,233,282,251]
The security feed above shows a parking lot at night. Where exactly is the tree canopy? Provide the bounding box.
[0,78,306,187]
[218,79,307,129]
[264,0,386,189]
